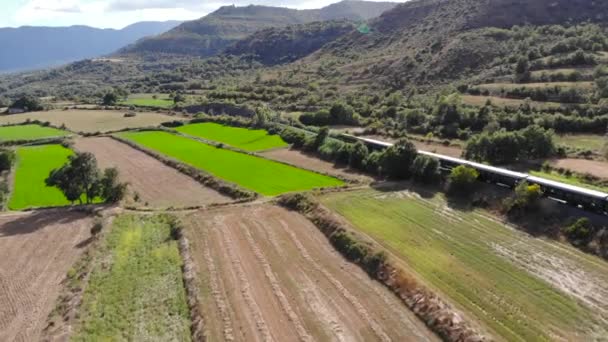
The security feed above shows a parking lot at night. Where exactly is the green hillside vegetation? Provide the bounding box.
[322,188,607,341]
[118,131,344,195]
[73,214,191,341]
[0,124,69,142]
[9,145,74,210]
[176,122,288,151]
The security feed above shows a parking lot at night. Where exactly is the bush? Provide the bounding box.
[317,139,346,161]
[348,142,369,169]
[562,218,594,243]
[504,181,543,214]
[363,151,382,175]
[448,165,479,194]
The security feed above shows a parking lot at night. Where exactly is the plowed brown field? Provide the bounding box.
[74,137,231,208]
[183,204,437,342]
[0,210,92,342]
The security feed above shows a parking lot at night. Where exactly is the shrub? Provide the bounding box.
[364,151,383,175]
[0,149,15,172]
[348,142,369,169]
[562,218,594,243]
[504,181,543,214]
[448,165,479,194]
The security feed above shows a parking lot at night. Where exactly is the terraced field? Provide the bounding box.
[9,145,74,210]
[118,131,344,196]
[0,110,181,133]
[176,122,288,151]
[0,124,69,142]
[73,214,191,341]
[120,94,174,108]
[321,188,608,341]
[183,204,437,342]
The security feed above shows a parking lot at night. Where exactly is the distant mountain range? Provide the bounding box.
[120,0,398,57]
[0,21,181,73]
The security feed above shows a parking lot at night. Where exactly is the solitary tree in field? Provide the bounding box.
[46,152,126,205]
[102,92,118,106]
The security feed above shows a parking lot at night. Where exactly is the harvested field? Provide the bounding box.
[260,148,374,182]
[322,188,608,341]
[74,137,230,208]
[183,204,437,342]
[0,109,181,133]
[551,158,608,179]
[0,210,92,342]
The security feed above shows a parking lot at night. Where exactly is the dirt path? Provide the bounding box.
[74,137,231,208]
[0,210,92,342]
[183,204,437,342]
[260,148,374,183]
[551,158,608,179]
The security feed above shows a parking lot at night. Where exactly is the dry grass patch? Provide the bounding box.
[0,109,181,133]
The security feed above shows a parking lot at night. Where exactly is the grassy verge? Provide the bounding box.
[556,134,607,152]
[321,188,604,341]
[9,145,73,210]
[117,131,344,196]
[0,124,70,143]
[530,170,608,193]
[73,214,191,341]
[176,122,288,151]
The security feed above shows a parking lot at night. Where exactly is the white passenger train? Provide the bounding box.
[342,134,608,215]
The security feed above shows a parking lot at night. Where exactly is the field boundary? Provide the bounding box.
[277,193,484,342]
[170,218,207,341]
[110,135,258,201]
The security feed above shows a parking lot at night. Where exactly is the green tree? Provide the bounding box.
[410,155,440,184]
[314,127,330,150]
[10,95,43,112]
[448,165,479,194]
[329,102,355,125]
[173,93,186,104]
[99,168,127,203]
[348,142,369,169]
[562,218,594,243]
[380,139,418,179]
[102,92,118,106]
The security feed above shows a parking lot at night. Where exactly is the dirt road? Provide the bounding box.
[184,204,437,342]
[260,148,375,183]
[0,210,92,342]
[74,137,231,208]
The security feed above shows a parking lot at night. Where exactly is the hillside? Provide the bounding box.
[0,21,181,73]
[225,20,356,65]
[121,0,397,57]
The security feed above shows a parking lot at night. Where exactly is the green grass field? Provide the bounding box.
[530,170,608,192]
[120,94,174,108]
[322,188,608,341]
[0,124,69,143]
[73,214,191,341]
[8,145,74,210]
[117,131,343,196]
[556,134,607,152]
[176,122,288,151]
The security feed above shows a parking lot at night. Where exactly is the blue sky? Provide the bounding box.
[1,0,404,29]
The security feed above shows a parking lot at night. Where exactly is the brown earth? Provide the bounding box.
[74,137,231,208]
[0,109,182,133]
[551,158,608,179]
[260,148,375,183]
[183,204,438,342]
[0,210,92,342]
[412,141,464,158]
